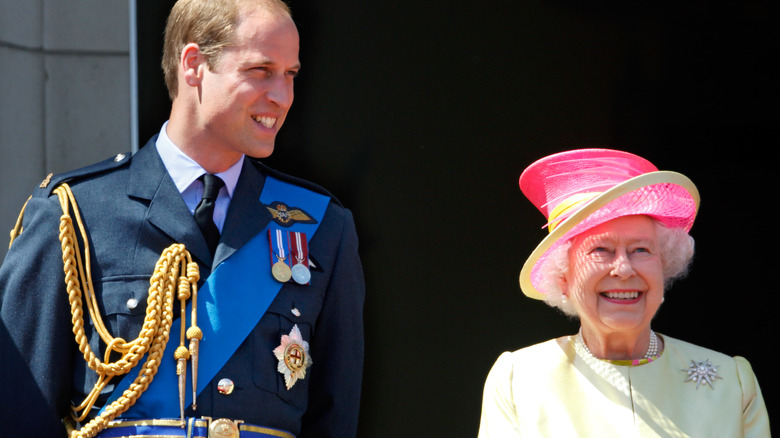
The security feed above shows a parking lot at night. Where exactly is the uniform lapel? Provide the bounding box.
[126,140,213,266]
[213,158,273,268]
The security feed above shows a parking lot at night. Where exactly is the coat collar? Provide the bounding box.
[214,157,272,268]
[126,140,272,269]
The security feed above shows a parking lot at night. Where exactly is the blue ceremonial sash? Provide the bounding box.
[102,176,329,418]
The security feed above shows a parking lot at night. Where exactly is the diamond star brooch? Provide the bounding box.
[682,359,723,389]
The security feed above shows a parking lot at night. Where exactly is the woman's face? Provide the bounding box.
[564,215,665,337]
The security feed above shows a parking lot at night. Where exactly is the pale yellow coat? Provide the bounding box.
[478,335,770,437]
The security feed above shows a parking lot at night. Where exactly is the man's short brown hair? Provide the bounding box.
[161,0,292,100]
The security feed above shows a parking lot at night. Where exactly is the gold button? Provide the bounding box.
[217,378,234,395]
[208,418,239,438]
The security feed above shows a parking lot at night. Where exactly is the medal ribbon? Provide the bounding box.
[270,229,291,267]
[103,175,329,419]
[291,232,309,268]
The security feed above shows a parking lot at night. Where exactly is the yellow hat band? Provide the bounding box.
[546,192,599,232]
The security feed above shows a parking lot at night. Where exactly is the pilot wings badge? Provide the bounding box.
[266,202,318,227]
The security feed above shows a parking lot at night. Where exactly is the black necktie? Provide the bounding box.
[194,174,224,255]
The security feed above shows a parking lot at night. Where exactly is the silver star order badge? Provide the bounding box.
[273,324,313,390]
[682,359,723,389]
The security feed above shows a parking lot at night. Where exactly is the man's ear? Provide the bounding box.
[181,43,205,88]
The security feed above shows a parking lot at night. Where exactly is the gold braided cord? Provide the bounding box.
[51,184,199,438]
[8,195,31,249]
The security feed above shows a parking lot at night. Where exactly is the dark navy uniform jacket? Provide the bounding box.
[0,139,365,437]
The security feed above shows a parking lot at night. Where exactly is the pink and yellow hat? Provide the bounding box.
[518,148,700,300]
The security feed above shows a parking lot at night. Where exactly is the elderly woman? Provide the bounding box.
[478,149,770,437]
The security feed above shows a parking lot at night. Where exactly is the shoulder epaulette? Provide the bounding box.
[36,152,131,196]
[249,158,343,208]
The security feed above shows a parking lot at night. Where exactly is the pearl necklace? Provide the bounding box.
[579,329,659,360]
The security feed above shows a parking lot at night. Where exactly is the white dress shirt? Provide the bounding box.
[154,121,243,232]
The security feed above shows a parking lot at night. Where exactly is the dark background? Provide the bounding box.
[137,1,777,435]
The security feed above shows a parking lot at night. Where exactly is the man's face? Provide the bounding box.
[194,9,300,163]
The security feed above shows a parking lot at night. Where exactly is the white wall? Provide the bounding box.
[0,0,130,254]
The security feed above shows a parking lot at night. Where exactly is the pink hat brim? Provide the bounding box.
[519,171,700,300]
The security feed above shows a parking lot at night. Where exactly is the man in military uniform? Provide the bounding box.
[0,0,365,437]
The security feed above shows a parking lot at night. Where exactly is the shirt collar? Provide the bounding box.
[155,121,243,197]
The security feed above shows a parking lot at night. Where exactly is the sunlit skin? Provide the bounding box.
[562,215,666,360]
[166,6,300,173]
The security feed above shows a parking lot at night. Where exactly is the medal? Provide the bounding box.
[291,264,311,284]
[269,229,292,283]
[269,229,312,284]
[272,259,292,282]
[290,231,311,285]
